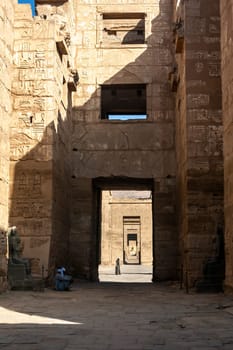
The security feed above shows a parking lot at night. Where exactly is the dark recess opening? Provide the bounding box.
[101,84,147,120]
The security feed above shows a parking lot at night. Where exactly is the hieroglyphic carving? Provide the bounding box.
[33,20,55,40]
[12,80,34,95]
[16,52,35,68]
[14,172,42,196]
[36,68,54,80]
[195,62,204,73]
[14,220,44,236]
[186,51,220,61]
[187,94,210,108]
[14,90,56,111]
[16,202,43,218]
[35,51,46,68]
[33,80,47,96]
[16,27,33,39]
[15,40,55,52]
[32,112,46,140]
[33,97,56,111]
[19,68,54,81]
[10,142,35,159]
[208,63,220,77]
[186,18,206,35]
[14,97,33,110]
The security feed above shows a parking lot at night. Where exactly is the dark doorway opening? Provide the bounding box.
[92,178,154,283]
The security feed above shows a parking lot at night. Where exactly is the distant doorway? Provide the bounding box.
[123,216,141,264]
[94,180,153,283]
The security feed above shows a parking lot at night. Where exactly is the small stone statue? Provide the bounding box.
[8,226,30,274]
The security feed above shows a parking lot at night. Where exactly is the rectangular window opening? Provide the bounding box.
[102,13,146,45]
[101,84,147,120]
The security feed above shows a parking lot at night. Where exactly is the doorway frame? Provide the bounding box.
[123,215,141,265]
[92,177,155,281]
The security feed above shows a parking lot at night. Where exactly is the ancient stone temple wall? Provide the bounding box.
[0,0,15,292]
[71,0,177,280]
[9,1,75,278]
[36,0,76,277]
[0,0,228,291]
[174,0,224,287]
[220,0,233,292]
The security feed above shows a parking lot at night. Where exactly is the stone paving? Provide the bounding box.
[98,264,153,283]
[0,280,233,350]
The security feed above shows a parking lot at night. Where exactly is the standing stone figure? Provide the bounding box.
[8,226,30,274]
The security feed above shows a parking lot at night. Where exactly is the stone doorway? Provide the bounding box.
[94,178,153,283]
[123,216,141,265]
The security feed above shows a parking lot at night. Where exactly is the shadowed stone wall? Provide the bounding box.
[220,0,233,292]
[174,0,223,287]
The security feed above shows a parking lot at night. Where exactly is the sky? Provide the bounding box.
[18,0,36,16]
[108,115,147,121]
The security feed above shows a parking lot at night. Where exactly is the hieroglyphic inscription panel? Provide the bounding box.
[9,1,74,279]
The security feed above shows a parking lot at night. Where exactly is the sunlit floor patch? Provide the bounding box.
[0,307,82,325]
[99,264,153,283]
